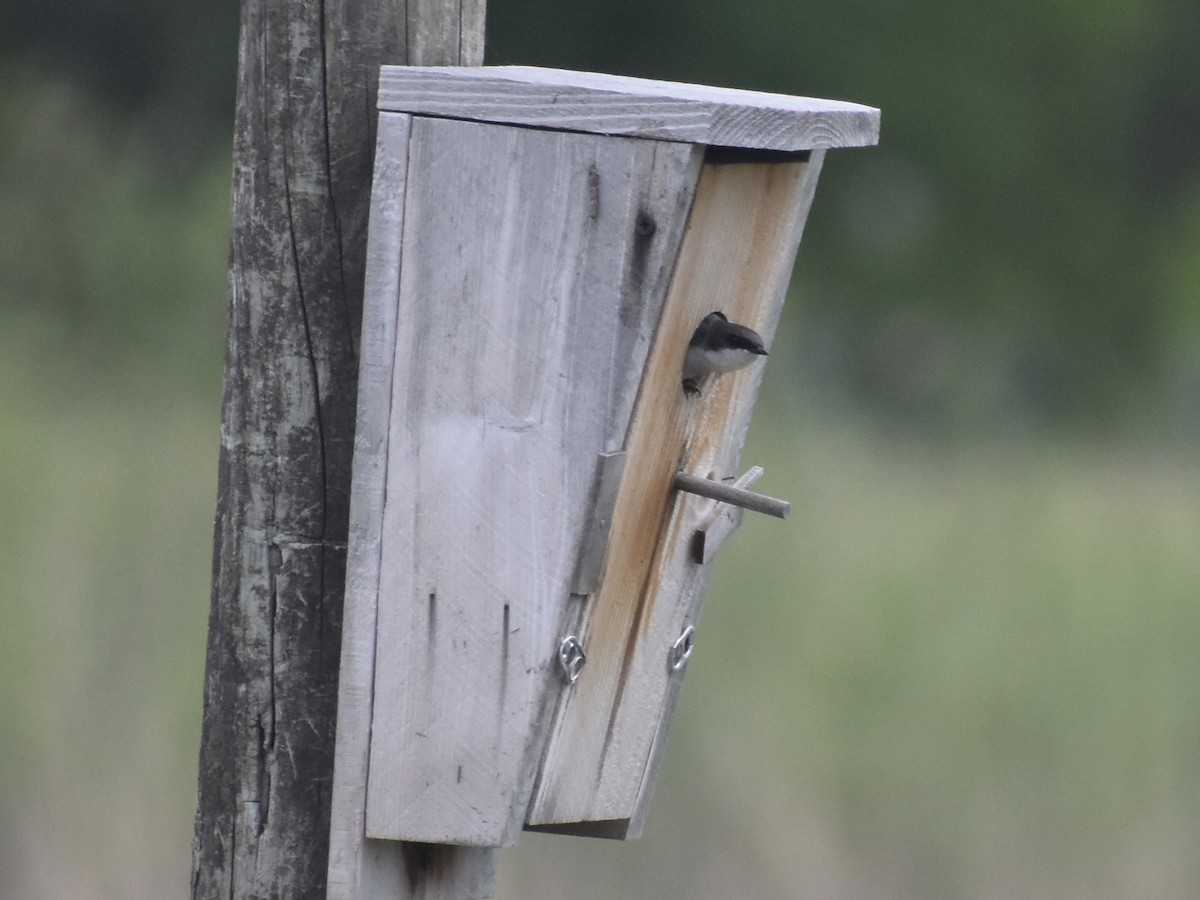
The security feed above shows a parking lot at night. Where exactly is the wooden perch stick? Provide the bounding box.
[673,471,791,519]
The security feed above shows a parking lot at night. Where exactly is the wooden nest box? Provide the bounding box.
[330,66,879,856]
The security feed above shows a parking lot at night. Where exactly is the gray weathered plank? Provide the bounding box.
[361,114,703,846]
[527,150,826,834]
[377,66,880,151]
[407,0,488,66]
[325,112,416,900]
[327,111,502,900]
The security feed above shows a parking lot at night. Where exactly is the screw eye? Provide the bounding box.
[558,636,586,683]
[669,625,696,672]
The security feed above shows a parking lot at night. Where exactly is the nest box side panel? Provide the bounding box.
[527,149,826,833]
[328,111,420,899]
[363,115,703,846]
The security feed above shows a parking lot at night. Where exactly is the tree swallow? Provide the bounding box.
[682,311,768,395]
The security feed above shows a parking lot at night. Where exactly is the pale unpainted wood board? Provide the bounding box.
[327,112,498,900]
[377,66,880,151]
[527,151,826,832]
[363,115,703,846]
[625,151,827,837]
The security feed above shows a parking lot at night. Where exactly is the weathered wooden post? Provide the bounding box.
[327,66,878,894]
[190,2,487,898]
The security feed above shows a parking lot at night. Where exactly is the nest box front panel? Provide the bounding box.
[362,113,703,846]
[527,150,826,835]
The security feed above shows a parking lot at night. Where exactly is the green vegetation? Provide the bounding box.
[3,3,1200,896]
[0,332,215,896]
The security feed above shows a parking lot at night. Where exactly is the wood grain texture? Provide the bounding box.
[570,450,628,595]
[191,0,489,896]
[377,66,880,151]
[327,112,501,900]
[527,149,826,835]
[354,115,703,846]
[326,110,414,899]
[324,112,412,900]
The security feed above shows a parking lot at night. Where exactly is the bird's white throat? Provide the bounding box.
[684,344,761,377]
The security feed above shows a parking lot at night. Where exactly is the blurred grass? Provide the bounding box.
[0,69,226,898]
[0,63,230,388]
[0,332,217,898]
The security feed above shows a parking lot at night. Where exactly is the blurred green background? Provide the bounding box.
[2,0,1199,897]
